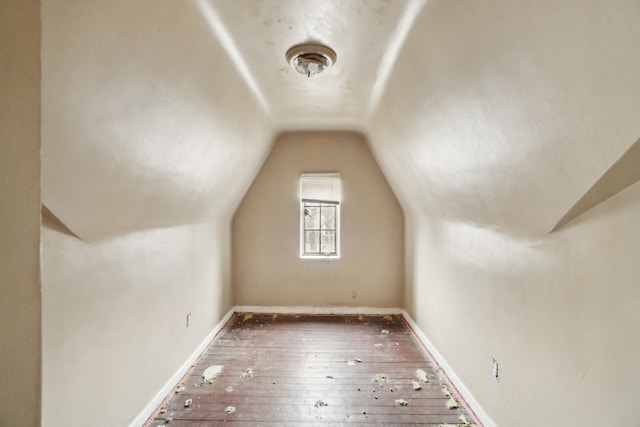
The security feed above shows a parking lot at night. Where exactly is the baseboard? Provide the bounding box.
[401,310,497,427]
[233,305,403,315]
[129,308,236,427]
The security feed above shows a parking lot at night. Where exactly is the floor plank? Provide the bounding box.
[146,314,478,426]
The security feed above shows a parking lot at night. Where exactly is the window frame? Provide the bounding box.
[299,172,341,260]
[300,200,340,259]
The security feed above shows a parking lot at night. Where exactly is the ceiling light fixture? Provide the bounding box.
[285,43,337,78]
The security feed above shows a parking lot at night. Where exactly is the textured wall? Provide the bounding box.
[233,132,404,307]
[42,220,232,426]
[40,0,272,425]
[404,183,640,426]
[41,0,272,241]
[0,1,41,425]
[369,1,640,425]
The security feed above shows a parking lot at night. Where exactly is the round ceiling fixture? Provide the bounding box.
[285,43,337,78]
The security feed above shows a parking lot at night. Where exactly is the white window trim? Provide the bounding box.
[299,172,341,260]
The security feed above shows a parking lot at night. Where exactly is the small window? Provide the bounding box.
[300,173,341,258]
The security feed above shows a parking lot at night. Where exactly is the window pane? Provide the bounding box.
[305,231,320,253]
[321,206,336,230]
[320,231,336,254]
[304,205,320,229]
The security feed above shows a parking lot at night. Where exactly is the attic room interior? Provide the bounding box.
[2,0,640,426]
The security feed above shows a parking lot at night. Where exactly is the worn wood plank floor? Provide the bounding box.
[146,313,478,426]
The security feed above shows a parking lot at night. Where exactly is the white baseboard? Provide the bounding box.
[233,305,403,315]
[129,308,235,427]
[401,310,497,427]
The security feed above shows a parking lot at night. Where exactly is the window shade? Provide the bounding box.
[300,173,341,203]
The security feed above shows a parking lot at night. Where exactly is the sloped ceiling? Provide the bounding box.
[42,0,640,240]
[41,0,273,241]
[369,0,640,237]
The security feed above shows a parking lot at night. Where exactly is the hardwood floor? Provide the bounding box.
[145,313,478,426]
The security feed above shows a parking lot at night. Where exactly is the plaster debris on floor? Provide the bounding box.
[241,368,254,378]
[412,380,422,390]
[183,398,192,408]
[202,365,224,383]
[174,384,185,394]
[373,373,387,385]
[383,315,394,321]
[242,313,253,321]
[314,400,328,408]
[446,396,459,409]
[381,329,390,334]
[395,398,409,406]
[440,379,452,397]
[416,368,429,383]
[225,406,236,415]
[456,414,477,426]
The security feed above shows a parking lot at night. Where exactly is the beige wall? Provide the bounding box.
[41,219,232,426]
[0,1,42,425]
[40,0,273,425]
[404,183,640,426]
[368,1,640,425]
[233,132,404,307]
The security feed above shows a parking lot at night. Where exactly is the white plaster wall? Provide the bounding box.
[233,132,404,307]
[0,1,41,425]
[369,1,640,425]
[40,0,272,425]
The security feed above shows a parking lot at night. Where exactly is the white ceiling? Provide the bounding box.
[196,0,423,131]
[40,0,640,240]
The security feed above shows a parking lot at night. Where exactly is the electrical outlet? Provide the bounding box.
[186,313,191,327]
[492,358,499,380]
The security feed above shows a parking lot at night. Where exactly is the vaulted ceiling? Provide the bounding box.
[41,0,640,241]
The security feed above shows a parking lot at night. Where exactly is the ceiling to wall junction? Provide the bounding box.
[41,0,640,240]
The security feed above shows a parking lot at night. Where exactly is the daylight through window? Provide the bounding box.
[300,173,341,258]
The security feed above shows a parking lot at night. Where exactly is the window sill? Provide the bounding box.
[300,254,340,260]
